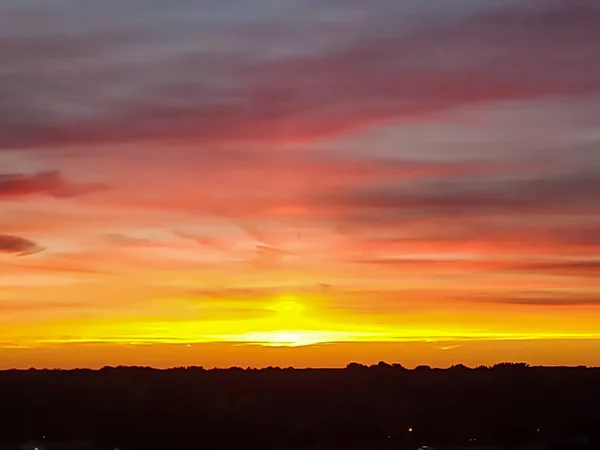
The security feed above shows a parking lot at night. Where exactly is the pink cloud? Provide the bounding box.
[0,171,106,199]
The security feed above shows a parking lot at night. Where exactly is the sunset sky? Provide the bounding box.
[1,0,599,369]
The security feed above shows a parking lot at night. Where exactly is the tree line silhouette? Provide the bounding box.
[0,362,598,449]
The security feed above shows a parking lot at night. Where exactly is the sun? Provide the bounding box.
[238,331,327,347]
[241,296,320,347]
[270,298,306,317]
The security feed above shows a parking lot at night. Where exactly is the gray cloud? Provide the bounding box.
[0,0,598,148]
[321,167,600,223]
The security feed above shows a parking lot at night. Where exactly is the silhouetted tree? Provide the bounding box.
[0,365,598,449]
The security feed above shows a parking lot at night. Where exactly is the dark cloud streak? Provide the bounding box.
[320,168,600,222]
[0,171,106,199]
[0,235,45,256]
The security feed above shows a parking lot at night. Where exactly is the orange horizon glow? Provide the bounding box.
[3,290,600,364]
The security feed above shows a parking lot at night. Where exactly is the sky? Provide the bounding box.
[1,0,599,369]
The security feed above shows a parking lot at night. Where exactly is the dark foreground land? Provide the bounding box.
[0,363,599,450]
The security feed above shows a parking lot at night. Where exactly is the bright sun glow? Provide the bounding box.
[5,293,600,351]
[231,331,330,347]
[269,298,306,317]
[257,297,315,346]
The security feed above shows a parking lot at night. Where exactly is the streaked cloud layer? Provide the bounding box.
[1,0,599,367]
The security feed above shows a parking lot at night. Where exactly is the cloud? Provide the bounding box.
[349,224,600,258]
[184,284,333,302]
[518,261,600,278]
[0,0,599,148]
[477,295,600,307]
[0,171,106,199]
[98,153,513,224]
[437,344,461,351]
[0,235,45,256]
[348,257,600,279]
[1,260,111,276]
[319,167,600,226]
[0,300,87,313]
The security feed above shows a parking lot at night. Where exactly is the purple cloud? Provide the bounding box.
[0,0,598,148]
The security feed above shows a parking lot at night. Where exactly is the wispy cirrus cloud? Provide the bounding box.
[350,225,600,257]
[474,293,600,307]
[347,257,600,279]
